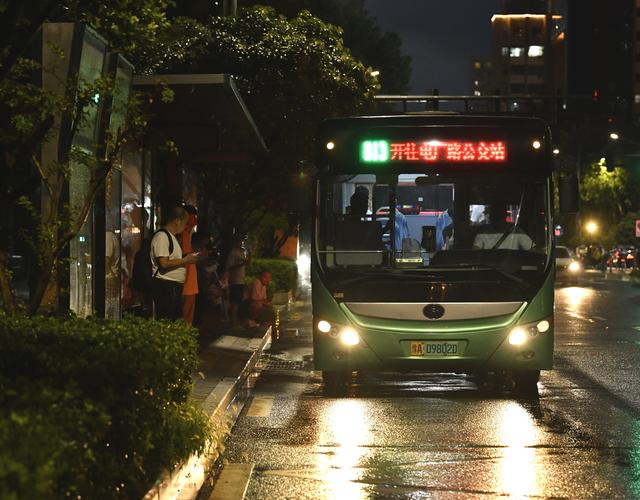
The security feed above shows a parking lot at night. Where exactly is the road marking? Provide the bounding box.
[209,463,254,500]
[246,396,274,417]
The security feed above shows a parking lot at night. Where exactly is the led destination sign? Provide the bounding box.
[361,140,507,163]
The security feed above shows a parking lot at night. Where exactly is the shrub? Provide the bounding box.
[0,314,210,499]
[247,258,297,292]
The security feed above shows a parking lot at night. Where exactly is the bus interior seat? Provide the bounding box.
[335,219,383,266]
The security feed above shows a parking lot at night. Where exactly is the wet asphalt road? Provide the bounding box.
[220,272,640,499]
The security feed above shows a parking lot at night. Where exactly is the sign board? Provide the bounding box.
[360,140,507,163]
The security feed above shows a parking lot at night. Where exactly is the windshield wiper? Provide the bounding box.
[490,187,526,250]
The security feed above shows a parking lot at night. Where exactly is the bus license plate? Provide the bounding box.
[411,341,459,357]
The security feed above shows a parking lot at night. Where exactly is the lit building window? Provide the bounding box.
[502,47,509,56]
[474,61,482,69]
[635,94,640,104]
[474,90,482,96]
[474,80,479,86]
[528,45,544,57]
[510,47,526,58]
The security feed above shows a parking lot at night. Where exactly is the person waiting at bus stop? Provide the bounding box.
[150,206,199,320]
[181,204,199,325]
[472,205,533,251]
[248,271,274,326]
[226,234,249,328]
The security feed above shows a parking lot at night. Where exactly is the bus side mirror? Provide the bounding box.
[421,226,437,252]
[559,175,579,214]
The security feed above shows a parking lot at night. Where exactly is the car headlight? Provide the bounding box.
[315,320,360,346]
[508,317,553,346]
[568,261,581,272]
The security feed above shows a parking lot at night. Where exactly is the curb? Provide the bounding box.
[143,326,272,500]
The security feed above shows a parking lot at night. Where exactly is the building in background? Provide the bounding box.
[490,12,565,101]
[567,0,635,125]
[468,60,493,111]
[502,0,551,14]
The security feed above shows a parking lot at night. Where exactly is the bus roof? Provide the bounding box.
[318,114,549,131]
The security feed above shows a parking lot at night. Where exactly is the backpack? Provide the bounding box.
[130,229,174,292]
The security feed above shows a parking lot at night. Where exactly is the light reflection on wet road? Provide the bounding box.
[220,273,640,499]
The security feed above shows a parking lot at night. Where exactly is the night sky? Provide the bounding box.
[365,0,503,95]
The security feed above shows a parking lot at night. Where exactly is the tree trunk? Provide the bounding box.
[27,256,54,316]
[0,250,17,314]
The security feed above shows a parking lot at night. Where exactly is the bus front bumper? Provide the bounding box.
[313,322,553,373]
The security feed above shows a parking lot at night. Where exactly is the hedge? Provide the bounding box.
[247,258,297,292]
[0,314,210,499]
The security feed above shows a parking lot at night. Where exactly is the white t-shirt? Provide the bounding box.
[150,230,185,283]
[473,232,534,251]
[226,247,246,285]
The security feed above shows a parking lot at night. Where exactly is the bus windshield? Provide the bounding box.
[317,172,551,276]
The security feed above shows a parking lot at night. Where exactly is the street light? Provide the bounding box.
[610,132,620,141]
[370,70,380,77]
[585,221,598,235]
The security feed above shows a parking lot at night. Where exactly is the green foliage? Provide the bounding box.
[240,0,412,93]
[58,0,174,71]
[166,6,377,243]
[0,12,165,314]
[608,212,640,246]
[140,16,213,75]
[176,6,378,162]
[247,258,297,292]
[0,314,210,498]
[247,211,298,258]
[580,162,640,225]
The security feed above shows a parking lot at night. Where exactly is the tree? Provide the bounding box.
[580,161,640,225]
[0,0,176,314]
[167,7,378,248]
[609,212,640,246]
[238,0,412,93]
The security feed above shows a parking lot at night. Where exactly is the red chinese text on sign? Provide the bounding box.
[388,141,507,162]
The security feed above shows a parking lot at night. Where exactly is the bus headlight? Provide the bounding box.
[316,320,360,345]
[568,261,581,273]
[508,327,528,346]
[340,327,360,346]
[317,320,332,333]
[508,317,553,345]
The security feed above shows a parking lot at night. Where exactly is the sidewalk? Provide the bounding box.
[144,318,273,500]
[144,295,309,500]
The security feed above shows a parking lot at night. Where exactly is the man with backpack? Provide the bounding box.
[150,206,199,320]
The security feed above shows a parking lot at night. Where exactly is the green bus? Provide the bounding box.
[311,114,558,392]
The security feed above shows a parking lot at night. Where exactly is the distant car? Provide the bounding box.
[556,245,581,283]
